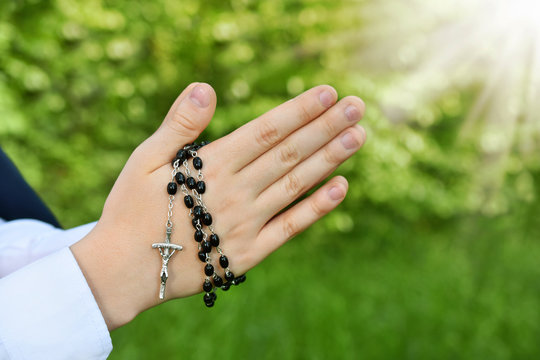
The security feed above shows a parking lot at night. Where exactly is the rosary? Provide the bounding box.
[152,141,246,307]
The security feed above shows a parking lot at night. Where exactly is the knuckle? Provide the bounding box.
[323,146,341,165]
[170,112,199,136]
[297,101,312,123]
[282,214,300,239]
[322,118,337,137]
[310,197,326,217]
[284,172,305,198]
[255,121,280,148]
[277,142,300,165]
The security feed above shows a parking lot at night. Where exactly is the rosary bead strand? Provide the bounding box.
[176,141,246,307]
[178,146,218,307]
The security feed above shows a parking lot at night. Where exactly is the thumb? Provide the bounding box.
[136,83,217,170]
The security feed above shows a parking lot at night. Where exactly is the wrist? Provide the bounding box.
[70,220,159,330]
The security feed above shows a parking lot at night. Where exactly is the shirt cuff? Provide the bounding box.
[0,219,97,277]
[0,247,112,360]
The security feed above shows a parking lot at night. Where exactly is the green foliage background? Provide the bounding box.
[1,0,540,359]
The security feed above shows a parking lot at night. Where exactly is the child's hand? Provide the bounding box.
[71,83,366,329]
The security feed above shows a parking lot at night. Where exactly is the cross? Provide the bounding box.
[152,227,183,300]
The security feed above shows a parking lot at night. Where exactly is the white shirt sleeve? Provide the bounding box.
[0,218,97,277]
[0,219,113,360]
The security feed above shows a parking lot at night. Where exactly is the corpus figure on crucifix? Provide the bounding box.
[152,227,183,300]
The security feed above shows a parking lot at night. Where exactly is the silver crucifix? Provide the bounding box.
[152,227,183,300]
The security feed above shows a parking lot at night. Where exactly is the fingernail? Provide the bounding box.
[190,85,210,108]
[345,105,359,122]
[319,90,334,108]
[328,185,345,201]
[341,132,359,150]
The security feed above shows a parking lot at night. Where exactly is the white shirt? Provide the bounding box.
[0,218,113,359]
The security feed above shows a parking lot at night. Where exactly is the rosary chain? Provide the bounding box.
[170,141,246,307]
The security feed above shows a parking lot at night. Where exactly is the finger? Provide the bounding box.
[163,82,200,124]
[224,85,338,173]
[256,176,348,255]
[241,96,365,194]
[256,125,365,219]
[133,83,217,172]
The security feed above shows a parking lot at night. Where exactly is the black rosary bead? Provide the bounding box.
[203,292,214,303]
[204,293,215,307]
[203,280,213,292]
[186,176,197,190]
[204,264,214,276]
[173,142,247,308]
[167,182,178,195]
[175,172,186,185]
[200,140,210,146]
[196,181,206,194]
[201,241,212,253]
[213,274,224,287]
[225,271,235,282]
[193,205,204,219]
[176,149,188,162]
[219,255,229,268]
[202,213,213,226]
[184,195,194,208]
[210,234,220,247]
[193,157,203,170]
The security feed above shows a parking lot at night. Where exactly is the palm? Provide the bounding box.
[72,82,365,328]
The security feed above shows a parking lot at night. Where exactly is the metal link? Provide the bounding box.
[165,194,174,227]
[178,142,239,302]
[181,184,190,196]
[183,160,191,177]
